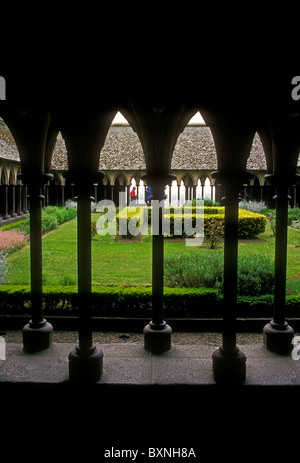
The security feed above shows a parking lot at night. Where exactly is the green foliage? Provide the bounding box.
[0,219,27,231]
[205,217,225,248]
[267,211,276,236]
[288,207,300,225]
[164,251,224,289]
[238,200,268,213]
[237,211,266,238]
[13,206,77,236]
[237,254,274,296]
[91,221,97,240]
[164,252,274,296]
[0,284,298,319]
[116,206,267,241]
[287,273,300,296]
[192,198,220,207]
[0,252,9,284]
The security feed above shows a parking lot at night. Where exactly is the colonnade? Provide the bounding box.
[0,91,299,384]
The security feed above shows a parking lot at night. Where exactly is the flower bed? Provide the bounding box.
[0,230,28,252]
[115,206,266,240]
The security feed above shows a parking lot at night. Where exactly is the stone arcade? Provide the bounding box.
[0,73,300,383]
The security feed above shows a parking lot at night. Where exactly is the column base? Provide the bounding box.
[263,320,294,355]
[144,321,172,354]
[22,319,53,353]
[212,346,246,384]
[68,344,103,382]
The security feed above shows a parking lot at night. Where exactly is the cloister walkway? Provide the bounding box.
[2,338,300,386]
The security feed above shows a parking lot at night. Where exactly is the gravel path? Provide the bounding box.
[2,330,265,346]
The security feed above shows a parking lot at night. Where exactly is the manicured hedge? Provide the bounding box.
[0,285,299,318]
[114,207,266,239]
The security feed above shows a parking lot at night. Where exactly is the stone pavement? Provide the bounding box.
[1,341,300,386]
[2,339,300,454]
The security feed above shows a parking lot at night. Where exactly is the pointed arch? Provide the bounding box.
[100,113,145,171]
[1,164,9,184]
[172,111,218,171]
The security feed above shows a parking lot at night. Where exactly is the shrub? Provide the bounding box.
[204,217,225,248]
[65,199,77,209]
[113,206,265,239]
[116,207,147,238]
[41,210,58,232]
[237,210,266,238]
[17,205,77,236]
[192,198,220,207]
[287,273,300,295]
[164,252,274,296]
[0,252,10,284]
[239,200,268,213]
[0,284,299,319]
[288,207,300,225]
[0,230,28,252]
[291,220,300,230]
[164,251,224,289]
[237,254,274,296]
[267,211,276,235]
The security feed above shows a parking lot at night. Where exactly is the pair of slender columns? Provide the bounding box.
[211,172,249,383]
[211,171,299,383]
[22,174,54,353]
[65,173,104,382]
[142,174,176,354]
[68,182,103,382]
[21,171,102,382]
[22,169,298,383]
[263,174,300,355]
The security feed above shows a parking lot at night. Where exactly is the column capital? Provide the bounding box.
[63,170,105,185]
[17,172,53,188]
[64,171,105,197]
[264,173,300,188]
[211,170,253,186]
[141,173,176,200]
[141,172,176,184]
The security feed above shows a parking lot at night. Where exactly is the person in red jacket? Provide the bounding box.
[130,186,137,204]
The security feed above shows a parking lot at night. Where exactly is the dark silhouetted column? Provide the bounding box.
[263,174,299,354]
[211,171,251,383]
[3,185,10,220]
[67,173,104,382]
[142,174,175,354]
[22,173,53,352]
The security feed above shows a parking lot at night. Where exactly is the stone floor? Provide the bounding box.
[1,333,300,386]
[1,332,299,454]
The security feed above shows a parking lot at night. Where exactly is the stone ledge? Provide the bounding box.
[1,342,300,386]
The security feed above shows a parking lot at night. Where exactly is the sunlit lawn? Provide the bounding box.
[4,214,300,286]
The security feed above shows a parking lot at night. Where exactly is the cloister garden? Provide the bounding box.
[0,199,300,319]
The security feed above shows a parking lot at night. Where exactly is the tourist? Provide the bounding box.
[130,186,137,204]
[145,186,152,206]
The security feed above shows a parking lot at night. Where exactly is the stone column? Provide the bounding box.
[61,185,65,207]
[23,186,29,214]
[11,185,17,218]
[21,173,54,353]
[142,173,175,353]
[17,184,23,216]
[211,171,252,383]
[67,172,105,382]
[3,185,10,220]
[263,173,300,354]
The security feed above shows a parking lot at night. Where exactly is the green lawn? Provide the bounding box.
[4,214,300,286]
